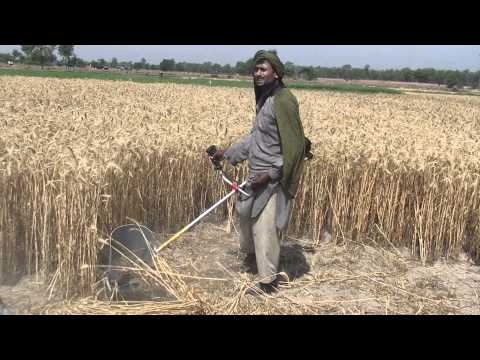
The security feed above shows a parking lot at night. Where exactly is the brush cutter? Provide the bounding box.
[98,140,313,299]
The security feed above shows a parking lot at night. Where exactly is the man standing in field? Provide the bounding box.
[212,50,306,295]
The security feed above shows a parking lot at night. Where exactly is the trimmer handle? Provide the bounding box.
[206,145,217,157]
[304,137,314,160]
[206,145,222,170]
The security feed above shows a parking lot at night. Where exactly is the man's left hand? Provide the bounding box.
[251,173,271,191]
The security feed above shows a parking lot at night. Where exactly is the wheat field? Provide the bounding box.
[1,76,480,299]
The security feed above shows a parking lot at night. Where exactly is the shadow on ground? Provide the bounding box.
[233,242,311,281]
[279,243,311,281]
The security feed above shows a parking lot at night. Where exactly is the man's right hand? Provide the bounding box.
[212,149,225,162]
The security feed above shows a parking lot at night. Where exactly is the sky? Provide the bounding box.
[1,45,479,71]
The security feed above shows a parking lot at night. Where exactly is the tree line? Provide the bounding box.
[1,46,479,89]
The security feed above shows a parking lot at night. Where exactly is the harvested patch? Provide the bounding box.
[7,222,477,315]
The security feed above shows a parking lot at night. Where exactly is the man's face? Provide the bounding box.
[253,60,278,87]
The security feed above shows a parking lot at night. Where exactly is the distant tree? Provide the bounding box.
[350,67,364,80]
[313,66,328,78]
[33,45,57,69]
[399,67,413,82]
[70,53,478,87]
[460,71,469,87]
[160,59,176,71]
[0,53,14,63]
[175,62,186,72]
[445,71,460,89]
[284,61,296,78]
[71,55,87,68]
[20,45,35,58]
[199,62,212,73]
[211,63,222,74]
[235,61,246,75]
[341,64,353,80]
[471,71,480,89]
[235,58,255,75]
[21,45,57,68]
[11,49,22,63]
[222,63,233,74]
[298,66,315,81]
[369,69,379,80]
[414,68,434,83]
[58,45,75,69]
[382,69,395,81]
[363,64,370,78]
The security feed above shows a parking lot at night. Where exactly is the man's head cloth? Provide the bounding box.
[253,50,285,79]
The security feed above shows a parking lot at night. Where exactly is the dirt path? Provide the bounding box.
[2,221,480,314]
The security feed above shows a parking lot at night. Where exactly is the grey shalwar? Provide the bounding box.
[224,96,293,284]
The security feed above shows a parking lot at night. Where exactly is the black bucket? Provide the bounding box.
[98,224,168,301]
[107,224,157,269]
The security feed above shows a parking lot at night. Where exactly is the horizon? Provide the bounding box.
[0,45,479,72]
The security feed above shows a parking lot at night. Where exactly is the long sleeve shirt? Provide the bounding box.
[225,96,283,182]
[224,96,292,229]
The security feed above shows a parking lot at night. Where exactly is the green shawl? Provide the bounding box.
[273,87,305,199]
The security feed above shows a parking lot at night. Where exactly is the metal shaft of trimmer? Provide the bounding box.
[154,146,249,254]
[154,180,247,253]
[154,146,250,253]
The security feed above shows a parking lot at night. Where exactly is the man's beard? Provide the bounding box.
[254,77,267,87]
[254,78,282,112]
